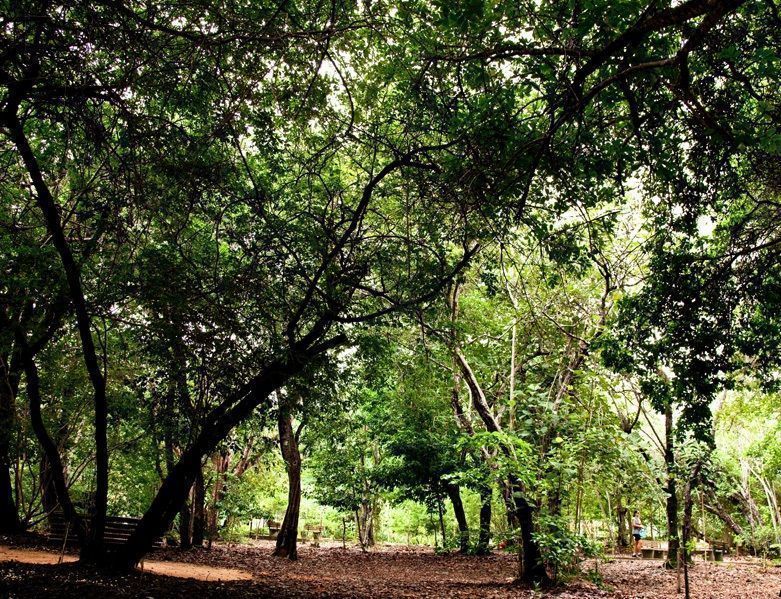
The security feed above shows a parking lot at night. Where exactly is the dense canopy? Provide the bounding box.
[2,0,781,596]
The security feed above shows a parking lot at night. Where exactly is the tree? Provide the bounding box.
[1,0,765,578]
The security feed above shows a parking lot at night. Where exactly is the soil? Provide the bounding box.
[1,536,780,598]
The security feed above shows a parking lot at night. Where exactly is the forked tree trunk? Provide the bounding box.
[356,500,375,549]
[446,483,469,553]
[273,409,302,560]
[9,119,109,563]
[664,404,679,569]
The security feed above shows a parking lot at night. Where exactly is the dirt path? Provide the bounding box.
[0,545,252,581]
[2,540,781,597]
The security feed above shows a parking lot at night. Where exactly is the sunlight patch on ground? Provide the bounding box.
[0,546,252,582]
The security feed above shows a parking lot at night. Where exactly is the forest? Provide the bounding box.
[1,0,781,597]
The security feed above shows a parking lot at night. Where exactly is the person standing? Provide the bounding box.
[632,510,643,557]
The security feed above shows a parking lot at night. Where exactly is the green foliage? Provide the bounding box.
[532,516,603,582]
[1,1,781,585]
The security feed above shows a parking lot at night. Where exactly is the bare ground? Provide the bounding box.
[1,536,780,598]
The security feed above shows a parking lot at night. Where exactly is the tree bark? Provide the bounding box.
[477,484,492,555]
[704,489,742,538]
[509,476,546,583]
[192,465,206,547]
[664,404,679,569]
[179,487,193,549]
[273,409,302,560]
[448,284,547,582]
[446,483,469,553]
[18,339,85,545]
[359,501,375,547]
[207,451,230,542]
[39,452,59,515]
[454,346,547,582]
[617,497,629,547]
[438,496,447,547]
[8,117,108,562]
[0,356,19,534]
[682,462,702,599]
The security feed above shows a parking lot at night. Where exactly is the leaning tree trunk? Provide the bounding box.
[446,483,469,553]
[273,409,302,560]
[113,336,345,570]
[664,403,679,569]
[476,484,492,555]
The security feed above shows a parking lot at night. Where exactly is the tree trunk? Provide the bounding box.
[273,409,302,560]
[704,488,742,538]
[356,501,375,549]
[355,510,363,550]
[39,452,59,515]
[8,118,109,563]
[664,404,679,569]
[207,451,229,542]
[113,335,345,570]
[437,495,447,548]
[617,497,629,547]
[683,474,693,599]
[446,483,469,553]
[511,480,547,584]
[477,484,492,555]
[192,465,206,547]
[452,330,548,584]
[179,486,193,549]
[362,502,375,547]
[18,341,85,545]
[0,358,19,533]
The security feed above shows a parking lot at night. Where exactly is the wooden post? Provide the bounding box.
[58,520,70,565]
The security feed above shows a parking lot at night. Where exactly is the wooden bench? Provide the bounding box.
[641,543,667,560]
[48,511,166,550]
[267,520,281,538]
[640,542,720,561]
[304,524,323,548]
[704,541,728,561]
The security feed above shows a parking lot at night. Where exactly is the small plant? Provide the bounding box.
[585,568,607,589]
[532,516,604,583]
